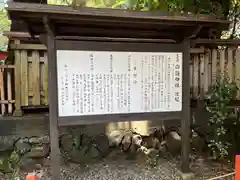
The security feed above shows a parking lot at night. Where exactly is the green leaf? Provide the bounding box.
[158,0,168,12]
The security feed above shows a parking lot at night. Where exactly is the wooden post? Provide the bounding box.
[43,51,48,105]
[204,50,210,94]
[212,49,217,84]
[193,54,199,99]
[0,68,5,115]
[199,52,205,99]
[44,16,60,180]
[236,49,240,99]
[220,49,225,80]
[7,70,13,114]
[32,50,41,105]
[13,39,23,116]
[20,50,28,106]
[227,48,233,81]
[181,37,191,173]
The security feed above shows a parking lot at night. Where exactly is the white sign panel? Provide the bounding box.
[57,50,182,117]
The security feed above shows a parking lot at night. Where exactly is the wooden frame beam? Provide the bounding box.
[181,37,191,173]
[43,16,60,180]
[193,38,240,45]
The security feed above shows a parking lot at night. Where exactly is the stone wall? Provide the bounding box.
[0,130,112,174]
[0,107,209,174]
[0,135,50,173]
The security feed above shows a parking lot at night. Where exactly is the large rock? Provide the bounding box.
[166,131,181,154]
[0,136,15,151]
[92,134,109,157]
[15,138,31,155]
[26,144,50,159]
[107,130,125,147]
[29,135,50,145]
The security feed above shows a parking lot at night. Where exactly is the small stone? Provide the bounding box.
[29,136,50,145]
[15,139,31,155]
[29,137,42,144]
[41,135,50,144]
[0,136,15,151]
[176,171,195,180]
[26,144,50,158]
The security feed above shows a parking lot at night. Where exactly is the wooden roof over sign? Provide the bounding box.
[6,2,230,42]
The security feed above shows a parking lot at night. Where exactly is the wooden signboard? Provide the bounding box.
[46,39,190,180]
[47,40,189,180]
[53,41,185,126]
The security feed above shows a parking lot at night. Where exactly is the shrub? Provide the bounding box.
[206,76,239,160]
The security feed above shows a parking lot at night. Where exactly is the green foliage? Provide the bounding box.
[53,0,232,18]
[206,76,239,160]
[0,8,11,51]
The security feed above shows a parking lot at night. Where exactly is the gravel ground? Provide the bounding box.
[1,151,235,180]
[24,152,235,180]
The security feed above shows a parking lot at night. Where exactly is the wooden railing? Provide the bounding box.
[190,48,240,100]
[0,65,15,115]
[11,40,48,116]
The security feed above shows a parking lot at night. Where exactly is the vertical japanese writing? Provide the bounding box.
[151,55,155,109]
[83,74,87,113]
[64,64,69,102]
[95,74,100,111]
[109,54,113,112]
[160,55,164,109]
[89,53,94,71]
[103,74,107,112]
[99,74,103,110]
[72,73,76,113]
[157,55,161,109]
[76,73,80,113]
[60,76,65,106]
[106,74,110,112]
[91,74,94,113]
[174,54,181,103]
[144,56,149,111]
[127,54,131,112]
[79,74,83,113]
[140,56,144,110]
[167,57,171,109]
